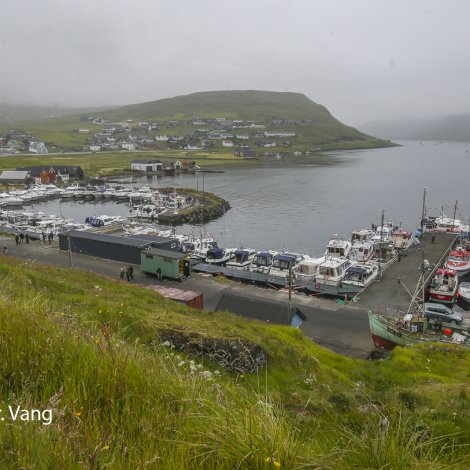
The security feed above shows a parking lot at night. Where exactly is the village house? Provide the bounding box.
[222,140,233,147]
[130,160,163,173]
[28,142,48,154]
[16,166,85,182]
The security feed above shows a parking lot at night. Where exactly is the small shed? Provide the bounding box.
[141,248,191,280]
[146,285,203,310]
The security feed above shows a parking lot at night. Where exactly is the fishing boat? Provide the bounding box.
[368,309,470,350]
[427,268,459,304]
[248,250,278,274]
[390,228,414,250]
[445,246,470,277]
[226,248,257,270]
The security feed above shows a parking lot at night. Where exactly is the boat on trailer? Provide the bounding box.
[249,250,278,274]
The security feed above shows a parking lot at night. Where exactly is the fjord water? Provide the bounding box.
[36,140,470,255]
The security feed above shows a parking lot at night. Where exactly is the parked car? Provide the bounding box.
[424,302,464,325]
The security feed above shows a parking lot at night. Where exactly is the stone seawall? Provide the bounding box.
[158,189,230,226]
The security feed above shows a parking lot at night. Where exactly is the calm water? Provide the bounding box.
[31,140,470,255]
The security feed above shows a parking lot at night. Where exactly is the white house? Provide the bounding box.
[29,142,48,154]
[121,142,135,151]
[90,145,101,152]
[222,140,233,147]
[131,160,163,172]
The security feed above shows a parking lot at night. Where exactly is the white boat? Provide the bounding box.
[269,252,305,279]
[349,240,375,262]
[85,215,125,227]
[0,196,24,207]
[226,248,256,270]
[324,235,351,258]
[293,256,325,281]
[390,228,414,250]
[434,216,468,233]
[204,246,236,265]
[341,262,378,289]
[249,250,278,274]
[351,229,374,244]
[370,224,392,245]
[458,282,470,305]
[445,246,470,277]
[315,257,354,287]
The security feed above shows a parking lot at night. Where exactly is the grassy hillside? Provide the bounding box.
[0,255,468,468]
[0,91,394,153]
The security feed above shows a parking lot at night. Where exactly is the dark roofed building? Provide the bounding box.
[16,166,84,180]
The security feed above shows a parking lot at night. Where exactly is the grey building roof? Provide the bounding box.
[0,170,29,180]
[145,248,188,259]
[61,230,178,248]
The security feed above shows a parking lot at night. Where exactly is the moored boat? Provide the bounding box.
[445,246,470,277]
[226,248,256,270]
[249,250,278,274]
[427,268,459,304]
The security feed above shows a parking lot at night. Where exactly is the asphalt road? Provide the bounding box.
[0,236,377,358]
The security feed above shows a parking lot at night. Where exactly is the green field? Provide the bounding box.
[0,255,468,468]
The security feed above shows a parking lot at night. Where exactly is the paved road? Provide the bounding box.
[10,233,455,358]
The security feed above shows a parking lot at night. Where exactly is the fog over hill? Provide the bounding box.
[359,114,470,141]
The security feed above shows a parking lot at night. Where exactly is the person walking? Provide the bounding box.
[41,231,46,243]
[128,265,134,280]
[15,235,19,245]
[120,267,125,279]
[19,232,24,244]
[25,233,30,244]
[156,267,162,281]
[47,232,52,244]
[125,267,131,282]
[50,231,54,242]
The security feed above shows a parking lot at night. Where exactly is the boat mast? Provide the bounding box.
[420,187,426,232]
[452,200,458,231]
[378,209,385,277]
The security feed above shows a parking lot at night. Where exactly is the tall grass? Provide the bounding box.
[0,256,469,468]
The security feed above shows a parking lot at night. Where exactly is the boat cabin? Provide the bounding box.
[324,235,351,258]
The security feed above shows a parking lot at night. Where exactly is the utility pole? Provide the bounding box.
[287,264,292,325]
[67,232,73,267]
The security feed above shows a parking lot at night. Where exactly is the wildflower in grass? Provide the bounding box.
[240,374,244,378]
[98,310,102,314]
[200,370,212,380]
[265,456,281,467]
[74,411,81,417]
[178,361,185,367]
[101,445,110,451]
[162,341,171,347]
[95,339,100,344]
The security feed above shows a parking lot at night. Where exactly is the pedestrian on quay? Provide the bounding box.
[128,265,134,280]
[15,235,19,245]
[431,234,436,244]
[47,232,52,244]
[25,233,29,244]
[120,267,125,279]
[125,267,131,282]
[156,267,162,281]
[19,232,24,244]
[49,231,54,242]
[41,231,46,243]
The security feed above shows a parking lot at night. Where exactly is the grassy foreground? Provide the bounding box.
[0,256,469,468]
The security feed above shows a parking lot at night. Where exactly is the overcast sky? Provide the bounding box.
[1,0,469,125]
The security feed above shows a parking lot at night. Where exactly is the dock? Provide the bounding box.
[357,231,457,310]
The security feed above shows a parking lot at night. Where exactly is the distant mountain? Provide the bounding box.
[360,114,470,141]
[0,103,111,123]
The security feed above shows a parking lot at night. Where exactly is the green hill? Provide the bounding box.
[0,91,394,152]
[0,255,468,468]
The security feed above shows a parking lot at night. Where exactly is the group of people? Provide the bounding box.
[120,265,134,281]
[15,232,29,245]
